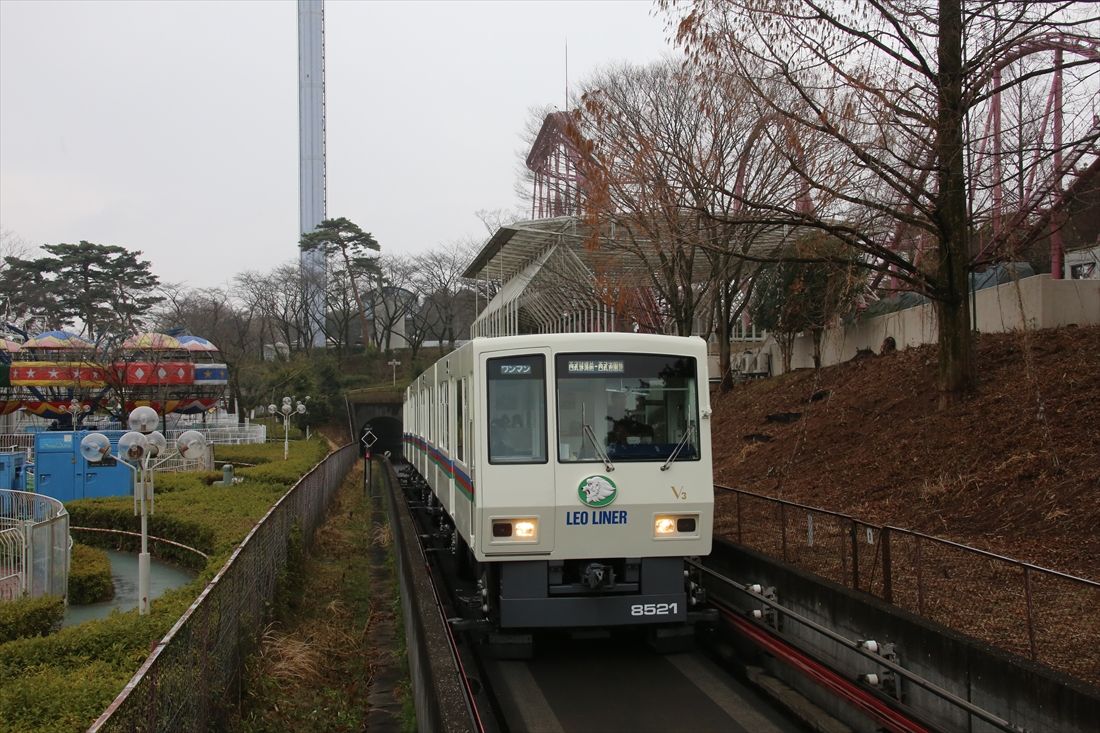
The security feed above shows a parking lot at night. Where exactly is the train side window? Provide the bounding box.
[440,381,449,451]
[456,378,465,462]
[487,355,547,464]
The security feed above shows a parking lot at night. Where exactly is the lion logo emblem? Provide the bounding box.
[578,475,618,508]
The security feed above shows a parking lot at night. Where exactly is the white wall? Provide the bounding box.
[737,274,1100,377]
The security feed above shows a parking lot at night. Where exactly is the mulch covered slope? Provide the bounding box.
[711,324,1100,579]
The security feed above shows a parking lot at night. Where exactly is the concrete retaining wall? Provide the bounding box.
[382,460,473,733]
[741,274,1100,376]
[709,542,1099,733]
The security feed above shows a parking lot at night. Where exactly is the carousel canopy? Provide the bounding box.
[177,335,220,352]
[22,330,93,350]
[122,332,183,350]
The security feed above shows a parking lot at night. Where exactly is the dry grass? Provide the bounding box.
[253,624,322,690]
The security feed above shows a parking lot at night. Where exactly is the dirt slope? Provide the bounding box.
[710,324,1100,579]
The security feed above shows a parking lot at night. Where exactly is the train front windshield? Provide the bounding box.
[555,353,699,464]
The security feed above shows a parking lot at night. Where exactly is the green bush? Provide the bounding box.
[68,544,114,605]
[1,438,340,732]
[152,471,221,493]
[214,440,324,466]
[0,581,199,731]
[68,503,217,572]
[0,595,65,643]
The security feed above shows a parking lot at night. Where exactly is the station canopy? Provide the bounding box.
[463,215,804,337]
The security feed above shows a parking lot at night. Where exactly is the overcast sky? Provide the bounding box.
[0,0,673,290]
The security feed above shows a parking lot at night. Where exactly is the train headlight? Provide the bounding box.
[654,514,700,538]
[491,518,538,542]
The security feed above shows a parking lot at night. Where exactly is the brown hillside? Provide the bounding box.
[711,325,1100,580]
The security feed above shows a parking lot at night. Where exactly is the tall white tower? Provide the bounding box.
[298,0,327,348]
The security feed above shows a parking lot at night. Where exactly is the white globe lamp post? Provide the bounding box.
[79,411,208,615]
[267,397,307,460]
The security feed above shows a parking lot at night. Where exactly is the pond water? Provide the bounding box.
[63,550,197,627]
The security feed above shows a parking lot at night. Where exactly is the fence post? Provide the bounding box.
[1023,565,1037,660]
[882,527,893,603]
[22,520,33,596]
[736,491,742,545]
[780,502,788,563]
[916,534,924,616]
[850,520,860,590]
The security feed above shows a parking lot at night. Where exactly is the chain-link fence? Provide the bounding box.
[0,489,69,601]
[715,485,1100,687]
[88,443,357,732]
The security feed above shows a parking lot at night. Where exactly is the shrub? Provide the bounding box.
[215,440,321,466]
[1,437,340,732]
[152,471,220,493]
[0,595,65,643]
[68,544,114,605]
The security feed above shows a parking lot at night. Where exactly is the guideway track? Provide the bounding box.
[387,458,802,733]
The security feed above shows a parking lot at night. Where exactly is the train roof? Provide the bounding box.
[451,332,709,356]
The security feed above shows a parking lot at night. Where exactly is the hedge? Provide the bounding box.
[0,439,334,733]
[0,595,65,643]
[213,438,327,467]
[68,544,113,605]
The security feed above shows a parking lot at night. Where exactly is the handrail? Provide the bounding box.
[715,483,1097,587]
[69,526,210,561]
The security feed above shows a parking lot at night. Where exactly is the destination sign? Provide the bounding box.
[567,360,624,374]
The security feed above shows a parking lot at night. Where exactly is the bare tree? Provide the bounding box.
[662,0,1100,400]
[414,240,479,348]
[322,266,362,352]
[571,60,793,372]
[234,262,308,358]
[365,255,419,351]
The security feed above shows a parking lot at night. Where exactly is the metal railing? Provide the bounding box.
[716,485,1100,687]
[0,489,70,602]
[0,424,264,479]
[88,443,357,732]
[0,423,265,451]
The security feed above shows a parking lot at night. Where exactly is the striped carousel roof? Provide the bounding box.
[22,330,94,349]
[177,335,220,352]
[122,332,183,350]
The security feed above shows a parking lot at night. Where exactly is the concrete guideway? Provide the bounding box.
[382,458,815,733]
[487,645,799,733]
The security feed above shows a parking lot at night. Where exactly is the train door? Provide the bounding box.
[439,376,454,515]
[478,348,556,556]
[452,376,474,543]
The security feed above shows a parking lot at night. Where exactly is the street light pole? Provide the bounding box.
[80,409,207,616]
[268,396,307,460]
[388,359,401,386]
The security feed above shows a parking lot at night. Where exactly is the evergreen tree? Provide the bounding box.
[0,241,162,341]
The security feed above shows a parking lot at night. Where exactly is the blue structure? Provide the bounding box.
[33,431,133,503]
[0,451,27,490]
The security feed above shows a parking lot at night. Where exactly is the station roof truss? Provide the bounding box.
[464,215,809,338]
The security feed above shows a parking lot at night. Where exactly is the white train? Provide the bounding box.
[403,332,713,630]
